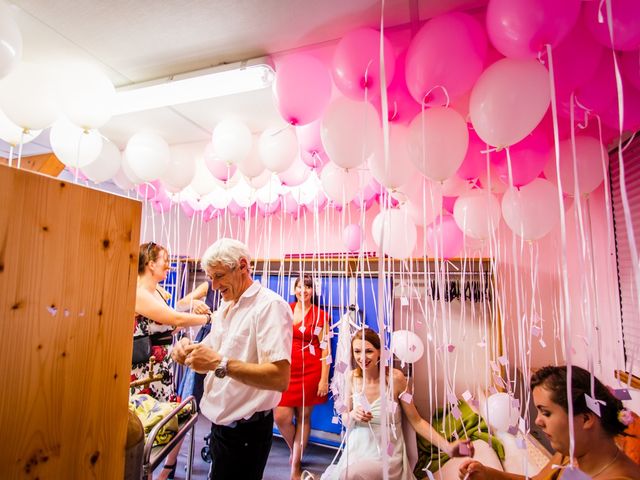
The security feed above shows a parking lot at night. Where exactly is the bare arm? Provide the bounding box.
[176,281,211,314]
[182,341,290,391]
[136,287,209,327]
[458,453,561,480]
[317,312,331,396]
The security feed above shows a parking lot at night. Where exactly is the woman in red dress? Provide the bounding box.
[275,274,331,480]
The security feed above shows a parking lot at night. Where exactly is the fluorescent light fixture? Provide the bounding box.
[113,60,274,115]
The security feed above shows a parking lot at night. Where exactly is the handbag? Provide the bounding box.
[132,335,151,366]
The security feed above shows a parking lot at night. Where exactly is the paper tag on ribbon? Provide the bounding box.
[462,390,473,402]
[298,325,306,334]
[613,388,632,400]
[400,391,413,404]
[561,467,593,480]
[309,344,316,356]
[585,393,604,417]
[458,442,470,456]
[335,360,347,373]
[451,405,462,420]
[319,341,327,350]
[325,354,333,365]
[314,326,322,336]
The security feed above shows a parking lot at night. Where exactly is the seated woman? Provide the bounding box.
[458,365,639,480]
[132,242,210,480]
[322,328,472,480]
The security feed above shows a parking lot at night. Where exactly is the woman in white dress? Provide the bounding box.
[322,328,473,480]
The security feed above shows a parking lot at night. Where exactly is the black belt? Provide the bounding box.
[149,331,173,346]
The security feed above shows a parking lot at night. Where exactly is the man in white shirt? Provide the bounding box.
[172,238,293,479]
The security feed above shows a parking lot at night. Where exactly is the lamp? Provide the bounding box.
[113,59,274,115]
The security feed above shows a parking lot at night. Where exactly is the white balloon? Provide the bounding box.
[81,140,121,183]
[259,127,297,173]
[408,107,469,181]
[0,3,21,79]
[321,97,381,169]
[112,166,135,191]
[369,124,416,189]
[0,108,41,146]
[372,208,417,258]
[392,176,443,225]
[230,177,256,208]
[121,151,144,184]
[296,172,322,205]
[189,155,217,196]
[49,118,103,168]
[244,169,272,189]
[278,155,311,186]
[485,393,519,432]
[203,186,232,209]
[0,61,59,130]
[125,132,170,182]
[320,162,360,205]
[502,178,560,240]
[237,136,265,178]
[212,119,252,164]
[392,330,424,363]
[256,175,284,204]
[453,189,501,240]
[59,62,115,129]
[163,143,198,193]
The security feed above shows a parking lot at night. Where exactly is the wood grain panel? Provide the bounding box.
[0,164,141,479]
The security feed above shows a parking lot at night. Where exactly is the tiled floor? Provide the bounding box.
[160,415,337,479]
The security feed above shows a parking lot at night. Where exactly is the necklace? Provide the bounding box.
[591,448,619,478]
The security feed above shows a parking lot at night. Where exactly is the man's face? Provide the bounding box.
[206,260,246,302]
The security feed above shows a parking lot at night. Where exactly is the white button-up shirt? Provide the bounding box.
[199,281,293,425]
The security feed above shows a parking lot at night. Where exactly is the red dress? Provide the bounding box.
[279,303,328,407]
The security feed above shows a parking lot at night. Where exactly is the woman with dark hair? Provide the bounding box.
[458,365,639,480]
[322,328,471,480]
[275,274,331,480]
[132,242,210,480]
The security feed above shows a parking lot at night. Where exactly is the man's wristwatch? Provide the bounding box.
[214,356,229,378]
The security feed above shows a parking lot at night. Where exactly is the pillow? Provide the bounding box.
[433,440,503,480]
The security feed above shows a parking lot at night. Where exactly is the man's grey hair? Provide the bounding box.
[201,238,252,271]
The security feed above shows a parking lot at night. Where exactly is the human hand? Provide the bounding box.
[171,337,192,364]
[458,460,486,479]
[190,300,211,315]
[350,405,373,423]
[449,439,474,458]
[184,342,220,374]
[317,380,329,397]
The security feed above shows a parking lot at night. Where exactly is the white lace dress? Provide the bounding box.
[321,394,414,480]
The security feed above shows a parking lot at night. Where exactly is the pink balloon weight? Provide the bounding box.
[406,12,487,106]
[457,129,489,180]
[486,0,581,58]
[582,0,640,51]
[373,51,420,124]
[274,54,332,126]
[257,197,281,217]
[343,224,363,252]
[552,21,604,97]
[332,28,395,101]
[426,215,464,259]
[469,58,550,148]
[491,129,550,187]
[620,50,640,91]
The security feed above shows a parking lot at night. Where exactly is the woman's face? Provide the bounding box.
[533,386,573,454]
[149,249,170,281]
[295,280,312,304]
[352,338,380,372]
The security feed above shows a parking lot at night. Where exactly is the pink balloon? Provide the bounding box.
[470,58,550,147]
[552,21,603,97]
[343,224,363,252]
[226,199,246,219]
[204,143,237,181]
[575,54,617,117]
[202,205,222,222]
[282,191,302,218]
[406,12,487,106]
[486,0,581,58]
[620,50,640,91]
[491,129,550,187]
[151,192,171,214]
[296,119,323,154]
[137,180,162,200]
[582,0,640,51]
[274,54,332,126]
[300,149,328,170]
[373,51,420,124]
[180,201,195,218]
[457,129,488,180]
[332,28,395,101]
[256,197,281,217]
[426,215,464,259]
[601,83,640,132]
[351,194,375,211]
[442,196,457,214]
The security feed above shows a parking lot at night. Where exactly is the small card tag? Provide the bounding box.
[613,388,632,400]
[319,341,327,350]
[309,344,316,356]
[458,442,470,456]
[335,360,347,373]
[400,296,409,306]
[531,325,542,337]
[451,405,462,420]
[325,354,333,365]
[314,326,322,336]
[399,392,413,404]
[298,325,306,334]
[498,355,508,366]
[462,390,473,402]
[331,416,340,424]
[561,466,593,480]
[539,338,547,348]
[507,425,518,435]
[447,391,458,405]
[585,393,603,417]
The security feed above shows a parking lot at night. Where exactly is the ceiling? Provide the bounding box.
[0,0,485,157]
